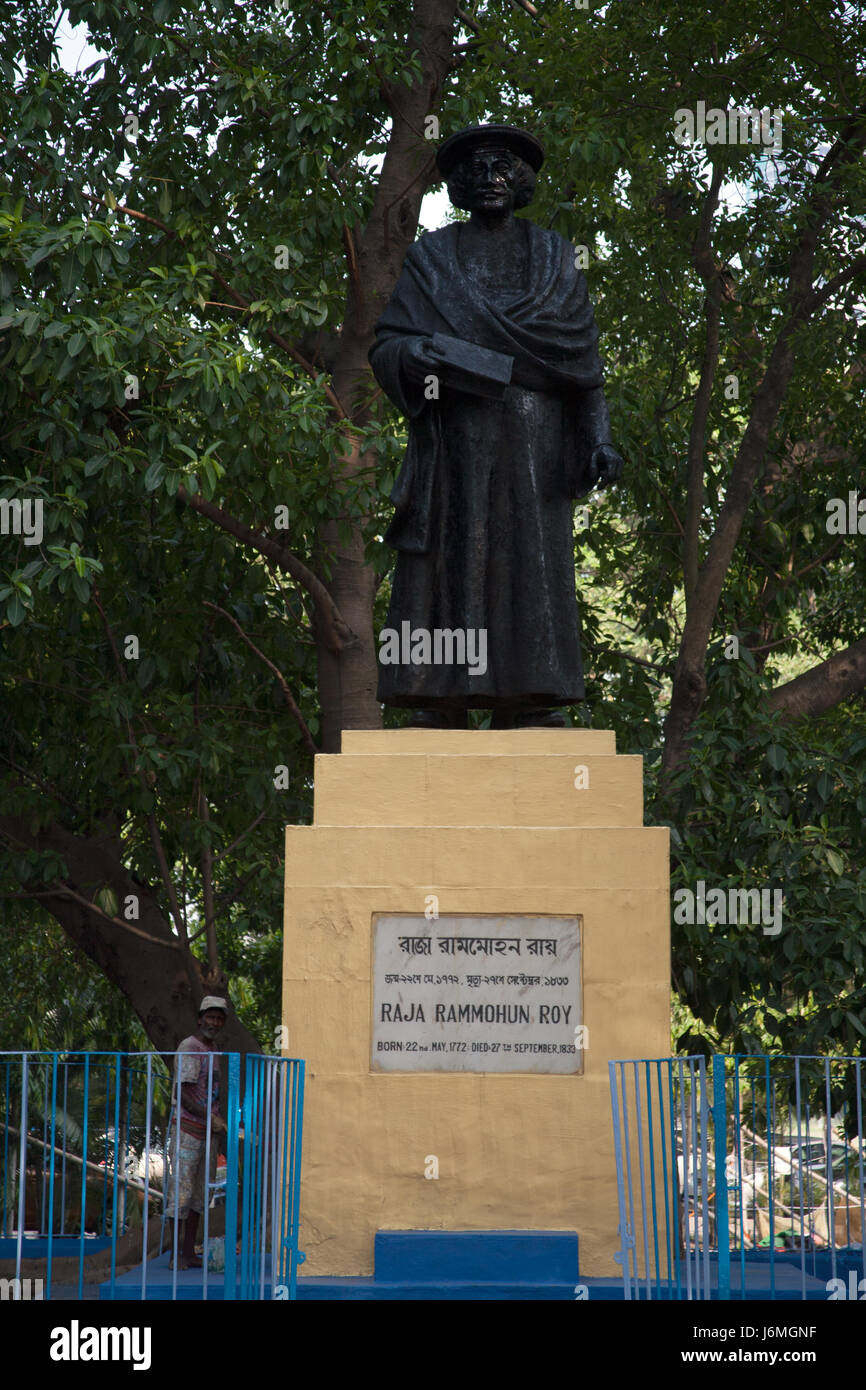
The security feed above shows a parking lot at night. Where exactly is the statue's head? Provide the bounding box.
[436,125,544,215]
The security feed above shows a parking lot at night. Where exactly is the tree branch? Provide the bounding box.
[683,163,724,607]
[46,883,182,950]
[203,602,320,757]
[86,191,348,412]
[198,788,219,972]
[662,110,866,775]
[0,821,181,951]
[807,250,866,313]
[176,486,357,654]
[92,589,189,944]
[767,635,866,722]
[214,807,268,863]
[208,271,350,418]
[507,0,546,25]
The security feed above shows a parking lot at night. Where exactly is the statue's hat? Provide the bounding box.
[435,124,545,178]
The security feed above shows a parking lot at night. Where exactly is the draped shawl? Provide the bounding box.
[370,221,606,553]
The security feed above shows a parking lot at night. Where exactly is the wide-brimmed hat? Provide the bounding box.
[435,124,545,178]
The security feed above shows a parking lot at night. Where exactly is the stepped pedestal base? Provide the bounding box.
[282,730,670,1277]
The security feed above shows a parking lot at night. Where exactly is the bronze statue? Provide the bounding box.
[370,125,623,728]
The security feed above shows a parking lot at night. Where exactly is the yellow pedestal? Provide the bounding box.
[282,729,670,1276]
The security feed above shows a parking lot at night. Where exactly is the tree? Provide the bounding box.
[0,0,464,1050]
[0,0,864,1056]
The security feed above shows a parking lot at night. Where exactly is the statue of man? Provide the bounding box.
[370,124,623,728]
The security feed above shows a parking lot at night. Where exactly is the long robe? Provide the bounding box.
[370,218,609,709]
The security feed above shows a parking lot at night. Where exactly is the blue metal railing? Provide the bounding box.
[610,1054,866,1301]
[0,1050,304,1301]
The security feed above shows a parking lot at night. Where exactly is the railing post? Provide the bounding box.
[15,1054,28,1283]
[77,1054,90,1299]
[712,1055,730,1300]
[608,1060,635,1298]
[223,1052,240,1300]
[141,1053,153,1302]
[45,1053,58,1300]
[286,1059,306,1299]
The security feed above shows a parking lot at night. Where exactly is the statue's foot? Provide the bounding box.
[406,708,466,729]
[512,707,568,728]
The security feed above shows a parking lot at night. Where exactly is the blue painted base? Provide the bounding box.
[374,1228,578,1281]
[299,1230,580,1300]
[85,1230,862,1300]
[295,1231,847,1301]
[298,1276,578,1300]
[0,1236,112,1258]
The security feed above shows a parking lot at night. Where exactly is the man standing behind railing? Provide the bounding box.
[165,997,228,1269]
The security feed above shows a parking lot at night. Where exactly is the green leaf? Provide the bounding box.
[143,459,164,491]
[94,885,119,918]
[816,771,834,802]
[60,253,80,296]
[71,573,90,604]
[26,243,54,269]
[6,593,27,626]
[766,745,788,772]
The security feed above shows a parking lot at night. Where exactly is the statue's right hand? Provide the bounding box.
[591,443,624,488]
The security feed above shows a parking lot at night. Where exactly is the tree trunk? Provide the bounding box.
[0,818,262,1057]
[316,511,381,751]
[317,0,459,750]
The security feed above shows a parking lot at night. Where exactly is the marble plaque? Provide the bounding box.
[371,914,582,1073]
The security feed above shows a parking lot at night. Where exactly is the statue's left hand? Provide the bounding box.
[589,443,624,489]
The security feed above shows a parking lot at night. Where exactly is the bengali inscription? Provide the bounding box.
[371,914,582,1073]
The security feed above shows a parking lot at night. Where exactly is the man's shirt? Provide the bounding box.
[175,1035,220,1138]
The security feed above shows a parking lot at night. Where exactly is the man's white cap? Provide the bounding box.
[198,996,228,1015]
